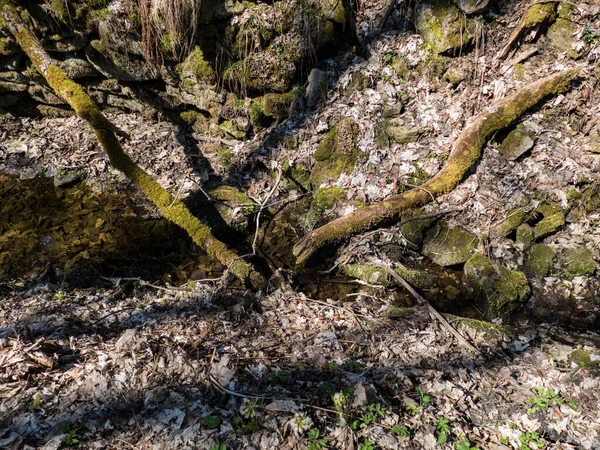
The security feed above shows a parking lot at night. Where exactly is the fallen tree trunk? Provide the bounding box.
[0,1,266,289]
[293,68,580,265]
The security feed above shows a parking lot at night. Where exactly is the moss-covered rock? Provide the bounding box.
[300,186,347,231]
[343,264,437,290]
[569,349,593,368]
[415,0,473,54]
[516,223,534,249]
[523,244,555,279]
[399,209,437,248]
[209,185,255,230]
[464,253,530,317]
[382,306,413,319]
[219,119,248,140]
[177,46,217,85]
[422,221,478,266]
[558,247,597,278]
[533,203,565,239]
[522,2,557,27]
[499,124,535,160]
[346,71,372,95]
[310,118,361,187]
[493,207,528,238]
[320,0,346,24]
[262,89,300,121]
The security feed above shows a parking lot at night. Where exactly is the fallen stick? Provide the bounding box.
[293,68,581,265]
[371,260,479,354]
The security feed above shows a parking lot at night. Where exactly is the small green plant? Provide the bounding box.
[307,429,329,450]
[436,417,451,444]
[332,391,348,420]
[358,439,375,450]
[519,431,545,449]
[526,388,565,414]
[268,369,285,385]
[361,403,387,425]
[244,418,260,433]
[418,387,431,407]
[583,25,599,46]
[456,440,480,450]
[209,444,227,450]
[501,436,510,445]
[60,430,80,447]
[346,359,361,373]
[200,415,221,429]
[406,401,422,416]
[239,398,262,418]
[32,394,42,409]
[392,425,410,437]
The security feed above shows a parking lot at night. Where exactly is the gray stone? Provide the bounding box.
[422,221,478,266]
[28,85,65,105]
[415,0,473,54]
[387,125,422,144]
[500,124,535,160]
[59,58,100,79]
[44,35,88,52]
[85,40,159,82]
[453,0,488,14]
[306,68,328,109]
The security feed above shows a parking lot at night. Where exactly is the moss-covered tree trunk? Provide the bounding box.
[293,68,580,264]
[0,0,266,289]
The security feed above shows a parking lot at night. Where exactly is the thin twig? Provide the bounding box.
[370,260,480,354]
[252,166,283,255]
[208,374,266,399]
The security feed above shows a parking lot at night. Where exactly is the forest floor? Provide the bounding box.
[2,0,600,448]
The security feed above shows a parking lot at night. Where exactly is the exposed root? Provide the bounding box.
[293,68,581,265]
[0,0,266,290]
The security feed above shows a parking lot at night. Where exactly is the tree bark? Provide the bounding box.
[0,0,266,290]
[293,68,580,265]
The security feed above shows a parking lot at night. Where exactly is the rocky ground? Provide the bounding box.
[2,0,600,448]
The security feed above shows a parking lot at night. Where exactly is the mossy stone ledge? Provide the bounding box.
[343,264,437,290]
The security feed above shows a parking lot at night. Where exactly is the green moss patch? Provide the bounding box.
[310,118,361,187]
[533,203,565,239]
[523,244,555,279]
[422,221,478,267]
[464,253,530,317]
[558,247,597,278]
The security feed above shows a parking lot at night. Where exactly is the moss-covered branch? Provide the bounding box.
[0,0,266,289]
[293,68,580,265]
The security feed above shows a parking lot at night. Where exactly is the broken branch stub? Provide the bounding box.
[293,68,581,265]
[0,0,266,290]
